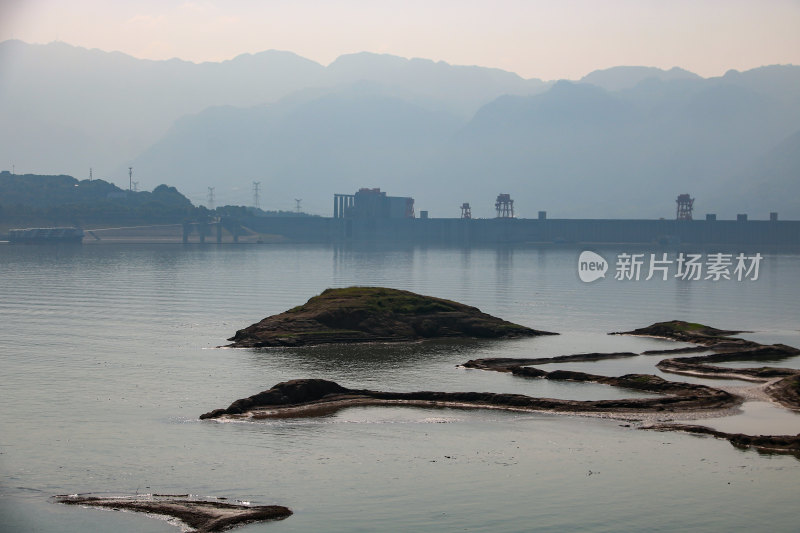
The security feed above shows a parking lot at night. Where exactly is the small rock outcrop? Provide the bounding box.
[227,287,556,347]
[56,494,292,532]
[200,379,349,419]
[610,320,746,346]
[644,424,800,456]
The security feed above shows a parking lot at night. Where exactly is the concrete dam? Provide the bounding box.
[222,188,799,247]
[241,215,799,246]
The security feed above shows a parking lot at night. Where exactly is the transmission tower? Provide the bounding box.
[294,198,302,213]
[89,167,93,181]
[207,187,216,210]
[132,181,139,192]
[495,194,514,218]
[128,167,133,191]
[252,181,261,209]
[676,193,694,220]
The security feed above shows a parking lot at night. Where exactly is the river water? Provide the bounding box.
[1,243,799,532]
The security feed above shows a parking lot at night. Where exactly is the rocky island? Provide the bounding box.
[610,320,746,345]
[226,286,555,347]
[55,494,292,532]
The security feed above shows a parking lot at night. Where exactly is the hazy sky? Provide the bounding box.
[2,0,799,79]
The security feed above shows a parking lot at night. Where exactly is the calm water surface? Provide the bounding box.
[1,244,799,532]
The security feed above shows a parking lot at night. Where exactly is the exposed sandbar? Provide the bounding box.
[463,351,639,372]
[612,321,800,410]
[206,320,800,458]
[199,375,739,422]
[55,494,291,532]
[643,423,800,457]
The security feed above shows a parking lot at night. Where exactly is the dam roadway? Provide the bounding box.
[239,216,800,246]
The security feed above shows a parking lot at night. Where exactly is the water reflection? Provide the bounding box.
[333,243,416,287]
[3,243,800,533]
[245,339,491,376]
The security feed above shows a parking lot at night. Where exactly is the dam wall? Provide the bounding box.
[242,216,800,247]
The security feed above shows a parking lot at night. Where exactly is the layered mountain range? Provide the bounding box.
[1,40,798,218]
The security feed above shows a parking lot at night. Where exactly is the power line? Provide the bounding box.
[252,181,261,209]
[207,187,216,210]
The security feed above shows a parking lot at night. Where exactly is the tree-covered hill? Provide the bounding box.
[0,171,315,229]
[0,171,197,227]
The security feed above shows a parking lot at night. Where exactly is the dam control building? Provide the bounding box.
[333,188,415,220]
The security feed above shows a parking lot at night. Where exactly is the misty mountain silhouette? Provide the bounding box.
[1,40,798,218]
[579,65,701,91]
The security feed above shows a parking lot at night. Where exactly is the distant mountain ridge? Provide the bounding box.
[579,65,701,91]
[134,70,800,217]
[0,40,546,185]
[1,40,799,218]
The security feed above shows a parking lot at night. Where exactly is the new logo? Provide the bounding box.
[578,251,608,283]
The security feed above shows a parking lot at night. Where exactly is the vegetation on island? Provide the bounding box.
[227,286,555,347]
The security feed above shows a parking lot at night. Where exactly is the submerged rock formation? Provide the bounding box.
[610,320,746,345]
[644,424,800,456]
[610,320,800,455]
[199,376,738,421]
[204,319,800,458]
[656,346,800,381]
[613,320,800,410]
[463,352,640,372]
[227,287,555,347]
[55,494,292,532]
